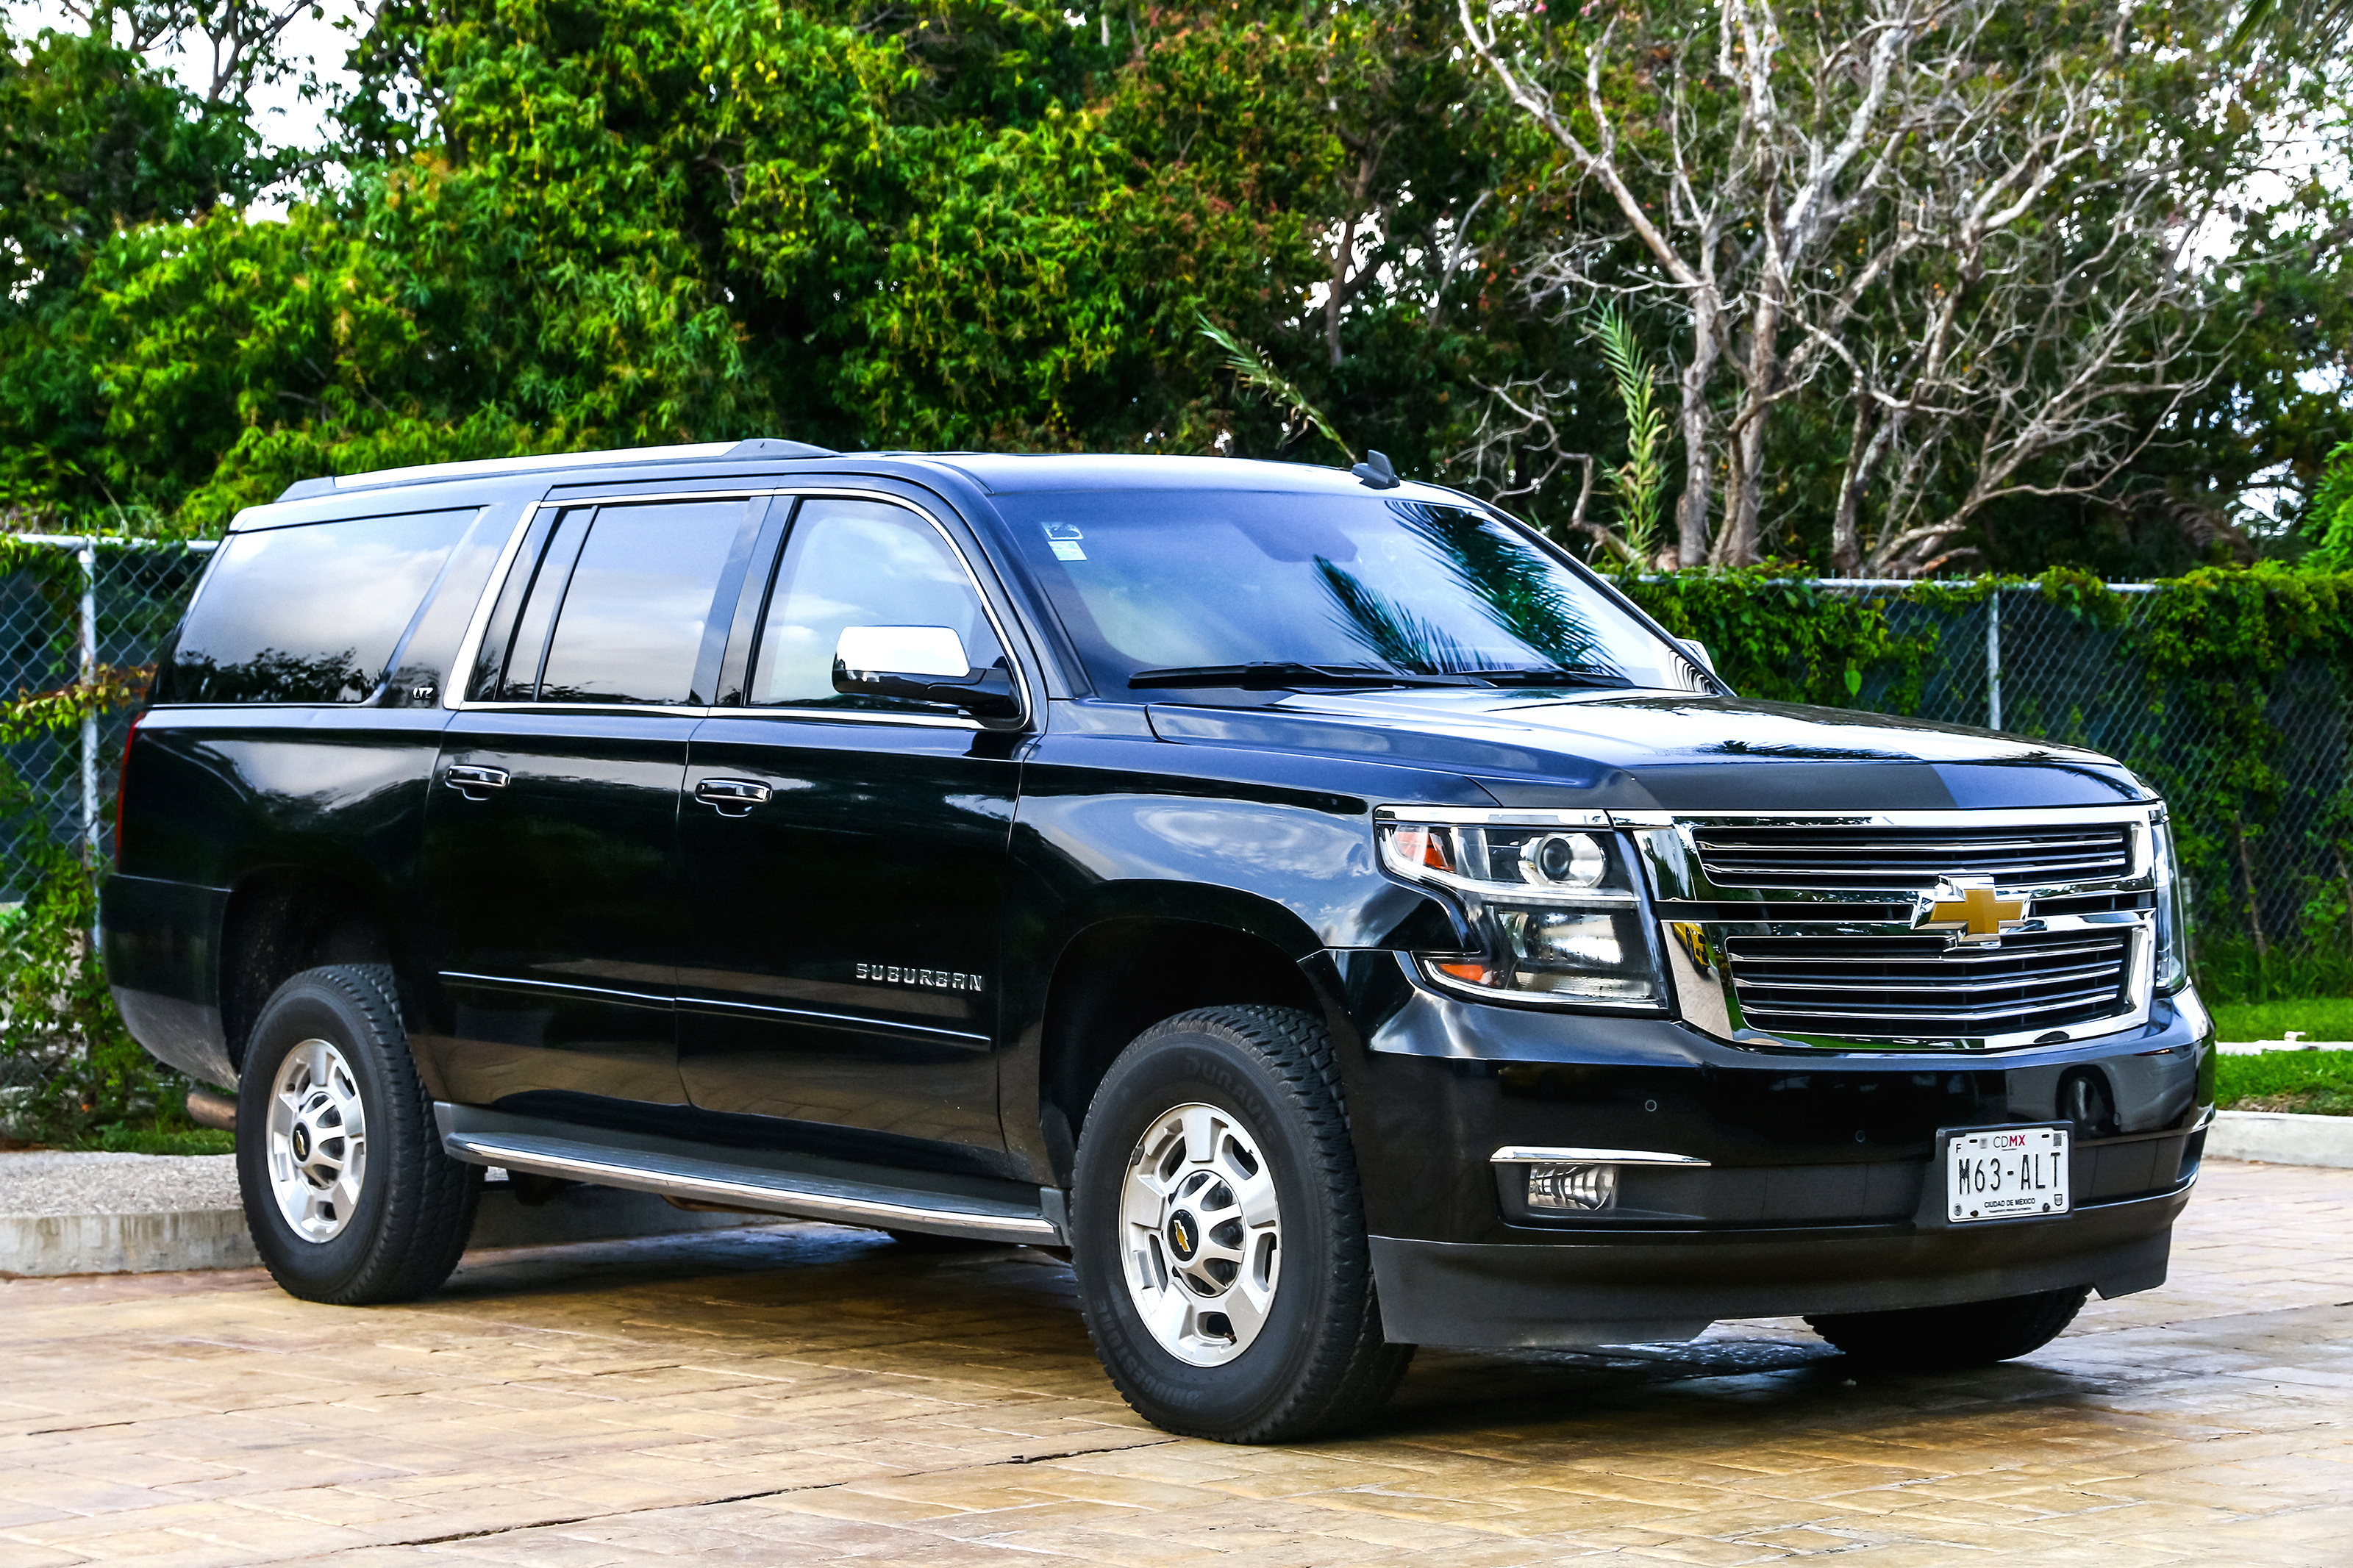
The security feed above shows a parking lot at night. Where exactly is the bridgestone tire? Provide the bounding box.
[1070,1006,1413,1442]
[237,965,480,1305]
[1806,1285,2089,1371]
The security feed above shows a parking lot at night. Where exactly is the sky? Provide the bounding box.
[5,0,361,160]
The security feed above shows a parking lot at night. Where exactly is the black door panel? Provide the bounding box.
[418,711,695,1106]
[677,715,1014,1150]
[415,495,763,1109]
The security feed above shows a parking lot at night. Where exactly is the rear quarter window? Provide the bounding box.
[158,510,476,704]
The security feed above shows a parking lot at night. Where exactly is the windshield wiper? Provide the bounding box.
[1456,665,1632,689]
[1128,662,1482,691]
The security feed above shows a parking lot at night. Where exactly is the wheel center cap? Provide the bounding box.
[290,1124,312,1161]
[1166,1209,1199,1262]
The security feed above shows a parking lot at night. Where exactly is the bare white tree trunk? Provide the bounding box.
[1457,0,2230,575]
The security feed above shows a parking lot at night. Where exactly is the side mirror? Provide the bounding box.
[832,626,1020,720]
[1678,638,1718,676]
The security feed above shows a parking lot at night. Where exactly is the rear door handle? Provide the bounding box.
[443,764,510,800]
[695,777,773,816]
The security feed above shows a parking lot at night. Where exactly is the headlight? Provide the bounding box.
[1377,812,1666,1009]
[2151,812,2189,995]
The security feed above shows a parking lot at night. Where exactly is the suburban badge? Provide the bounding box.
[854,962,985,993]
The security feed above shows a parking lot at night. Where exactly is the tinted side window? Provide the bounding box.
[750,499,1004,712]
[161,510,475,704]
[532,500,752,705]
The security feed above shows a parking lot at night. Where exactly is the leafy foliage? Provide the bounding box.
[1624,571,1938,708]
[0,658,190,1144]
[2,0,2330,572]
[2311,442,2353,570]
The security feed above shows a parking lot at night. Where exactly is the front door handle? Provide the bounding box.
[443,764,510,800]
[695,777,773,817]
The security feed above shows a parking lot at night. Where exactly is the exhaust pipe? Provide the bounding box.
[185,1088,237,1132]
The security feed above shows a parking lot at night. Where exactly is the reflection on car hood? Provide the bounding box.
[1144,688,2151,812]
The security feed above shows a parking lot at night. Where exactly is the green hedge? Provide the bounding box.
[1,561,2347,1143]
[1621,565,2353,1003]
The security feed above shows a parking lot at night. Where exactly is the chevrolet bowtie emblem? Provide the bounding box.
[1913,875,2029,945]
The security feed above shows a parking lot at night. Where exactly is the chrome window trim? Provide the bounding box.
[443,486,1034,728]
[444,501,546,711]
[696,706,984,732]
[457,701,715,720]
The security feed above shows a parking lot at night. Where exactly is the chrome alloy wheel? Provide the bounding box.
[265,1038,368,1242]
[1118,1102,1282,1367]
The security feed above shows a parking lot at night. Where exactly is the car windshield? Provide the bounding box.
[995,489,1707,698]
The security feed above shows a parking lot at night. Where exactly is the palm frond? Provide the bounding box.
[1196,314,1353,463]
[1588,306,1667,568]
[1317,557,1478,673]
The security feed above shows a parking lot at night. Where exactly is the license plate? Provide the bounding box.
[1945,1125,2070,1223]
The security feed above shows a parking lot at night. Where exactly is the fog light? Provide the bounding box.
[1526,1162,1618,1211]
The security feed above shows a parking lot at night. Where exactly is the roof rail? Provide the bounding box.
[272,437,839,503]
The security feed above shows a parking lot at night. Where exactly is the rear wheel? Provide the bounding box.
[1806,1285,2089,1371]
[237,965,479,1304]
[1070,1006,1412,1442]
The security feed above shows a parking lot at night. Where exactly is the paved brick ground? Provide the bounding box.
[2,1157,2348,1568]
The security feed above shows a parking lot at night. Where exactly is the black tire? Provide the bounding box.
[1806,1285,2089,1371]
[236,964,480,1304]
[1070,1005,1413,1442]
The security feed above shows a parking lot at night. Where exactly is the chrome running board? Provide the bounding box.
[433,1103,1061,1245]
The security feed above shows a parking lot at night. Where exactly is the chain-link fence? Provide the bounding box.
[0,537,215,898]
[0,543,2345,978]
[1830,581,2350,978]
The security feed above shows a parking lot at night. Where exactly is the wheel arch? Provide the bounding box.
[218,866,399,1076]
[1030,898,1338,1186]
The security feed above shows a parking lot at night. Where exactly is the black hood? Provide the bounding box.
[1146,689,2151,812]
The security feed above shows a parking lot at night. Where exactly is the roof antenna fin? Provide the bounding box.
[1351,449,1400,490]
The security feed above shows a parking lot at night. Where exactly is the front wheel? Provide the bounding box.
[1070,1006,1411,1442]
[237,965,480,1304]
[1806,1285,2089,1371]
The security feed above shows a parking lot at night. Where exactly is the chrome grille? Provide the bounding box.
[1726,928,2132,1039]
[1692,823,2132,891]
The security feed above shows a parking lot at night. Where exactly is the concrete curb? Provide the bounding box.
[1,1181,765,1278]
[2207,1110,2353,1170]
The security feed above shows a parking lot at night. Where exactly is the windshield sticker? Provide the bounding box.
[1043,522,1087,561]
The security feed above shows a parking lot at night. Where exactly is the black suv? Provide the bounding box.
[106,443,2212,1442]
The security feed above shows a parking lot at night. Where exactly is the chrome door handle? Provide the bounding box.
[695,777,773,816]
[443,764,510,800]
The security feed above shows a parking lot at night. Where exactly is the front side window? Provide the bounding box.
[992,490,1705,699]
[749,498,1004,712]
[501,500,752,706]
[161,510,475,704]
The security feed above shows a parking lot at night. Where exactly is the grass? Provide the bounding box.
[1,1128,232,1153]
[2207,995,2353,1043]
[2215,1048,2353,1117]
[61,1125,235,1156]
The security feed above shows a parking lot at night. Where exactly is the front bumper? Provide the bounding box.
[1372,1183,2184,1347]
[1324,950,2211,1348]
